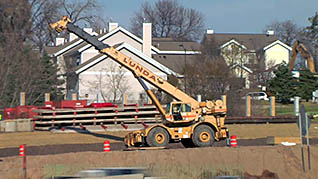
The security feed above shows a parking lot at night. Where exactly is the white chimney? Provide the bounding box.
[266,30,274,35]
[69,33,78,42]
[109,23,118,32]
[83,28,93,35]
[55,37,65,46]
[143,23,152,57]
[206,29,214,34]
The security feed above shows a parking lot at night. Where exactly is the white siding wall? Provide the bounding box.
[81,49,99,64]
[78,48,167,104]
[264,44,289,69]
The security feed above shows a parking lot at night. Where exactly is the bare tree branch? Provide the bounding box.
[130,0,204,41]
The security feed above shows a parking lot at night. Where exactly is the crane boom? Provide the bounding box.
[50,16,199,115]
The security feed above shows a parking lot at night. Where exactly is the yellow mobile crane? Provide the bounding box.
[50,17,228,148]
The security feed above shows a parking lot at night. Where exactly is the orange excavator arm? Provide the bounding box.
[289,40,316,73]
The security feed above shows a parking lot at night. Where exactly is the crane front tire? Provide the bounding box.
[146,127,169,147]
[192,125,215,147]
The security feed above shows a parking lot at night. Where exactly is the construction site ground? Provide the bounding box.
[1,123,318,178]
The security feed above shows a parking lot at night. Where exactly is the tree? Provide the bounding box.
[268,63,297,104]
[87,62,130,103]
[201,35,221,58]
[130,0,204,41]
[0,0,64,108]
[304,12,318,62]
[30,0,102,52]
[32,54,64,104]
[264,20,301,46]
[185,56,231,100]
[297,70,318,101]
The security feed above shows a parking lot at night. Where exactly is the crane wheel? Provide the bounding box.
[181,138,195,148]
[192,125,215,147]
[146,127,169,147]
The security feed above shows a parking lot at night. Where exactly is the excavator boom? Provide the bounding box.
[289,40,316,73]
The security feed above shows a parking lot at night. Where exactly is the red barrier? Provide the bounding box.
[43,101,54,109]
[104,141,110,152]
[121,122,128,129]
[16,105,38,119]
[230,135,238,147]
[124,103,138,107]
[4,108,16,120]
[53,100,87,108]
[88,102,114,108]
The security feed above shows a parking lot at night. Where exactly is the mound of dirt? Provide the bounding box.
[244,169,279,179]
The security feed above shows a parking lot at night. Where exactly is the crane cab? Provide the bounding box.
[164,102,197,123]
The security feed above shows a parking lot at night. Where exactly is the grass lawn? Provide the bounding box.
[250,100,318,116]
[276,102,318,116]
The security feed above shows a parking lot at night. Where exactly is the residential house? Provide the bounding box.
[203,30,292,89]
[45,23,200,104]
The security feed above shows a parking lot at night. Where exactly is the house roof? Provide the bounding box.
[73,42,181,77]
[263,40,292,51]
[46,33,104,57]
[230,64,253,74]
[152,54,198,74]
[152,37,201,51]
[45,26,201,58]
[205,33,281,51]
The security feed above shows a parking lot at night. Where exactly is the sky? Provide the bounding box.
[97,0,317,34]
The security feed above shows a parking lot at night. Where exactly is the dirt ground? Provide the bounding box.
[1,123,318,149]
[1,123,318,178]
[0,145,317,179]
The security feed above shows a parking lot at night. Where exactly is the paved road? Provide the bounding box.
[1,138,317,158]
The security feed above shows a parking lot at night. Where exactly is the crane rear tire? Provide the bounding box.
[192,125,215,147]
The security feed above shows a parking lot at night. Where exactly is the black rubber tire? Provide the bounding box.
[192,125,215,147]
[181,138,195,148]
[146,127,169,147]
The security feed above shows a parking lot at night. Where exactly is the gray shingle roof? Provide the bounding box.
[152,37,201,51]
[152,54,198,74]
[205,33,279,51]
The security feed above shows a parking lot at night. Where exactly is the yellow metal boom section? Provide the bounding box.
[49,16,71,33]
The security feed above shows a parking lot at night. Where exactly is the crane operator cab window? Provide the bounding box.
[171,103,191,121]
